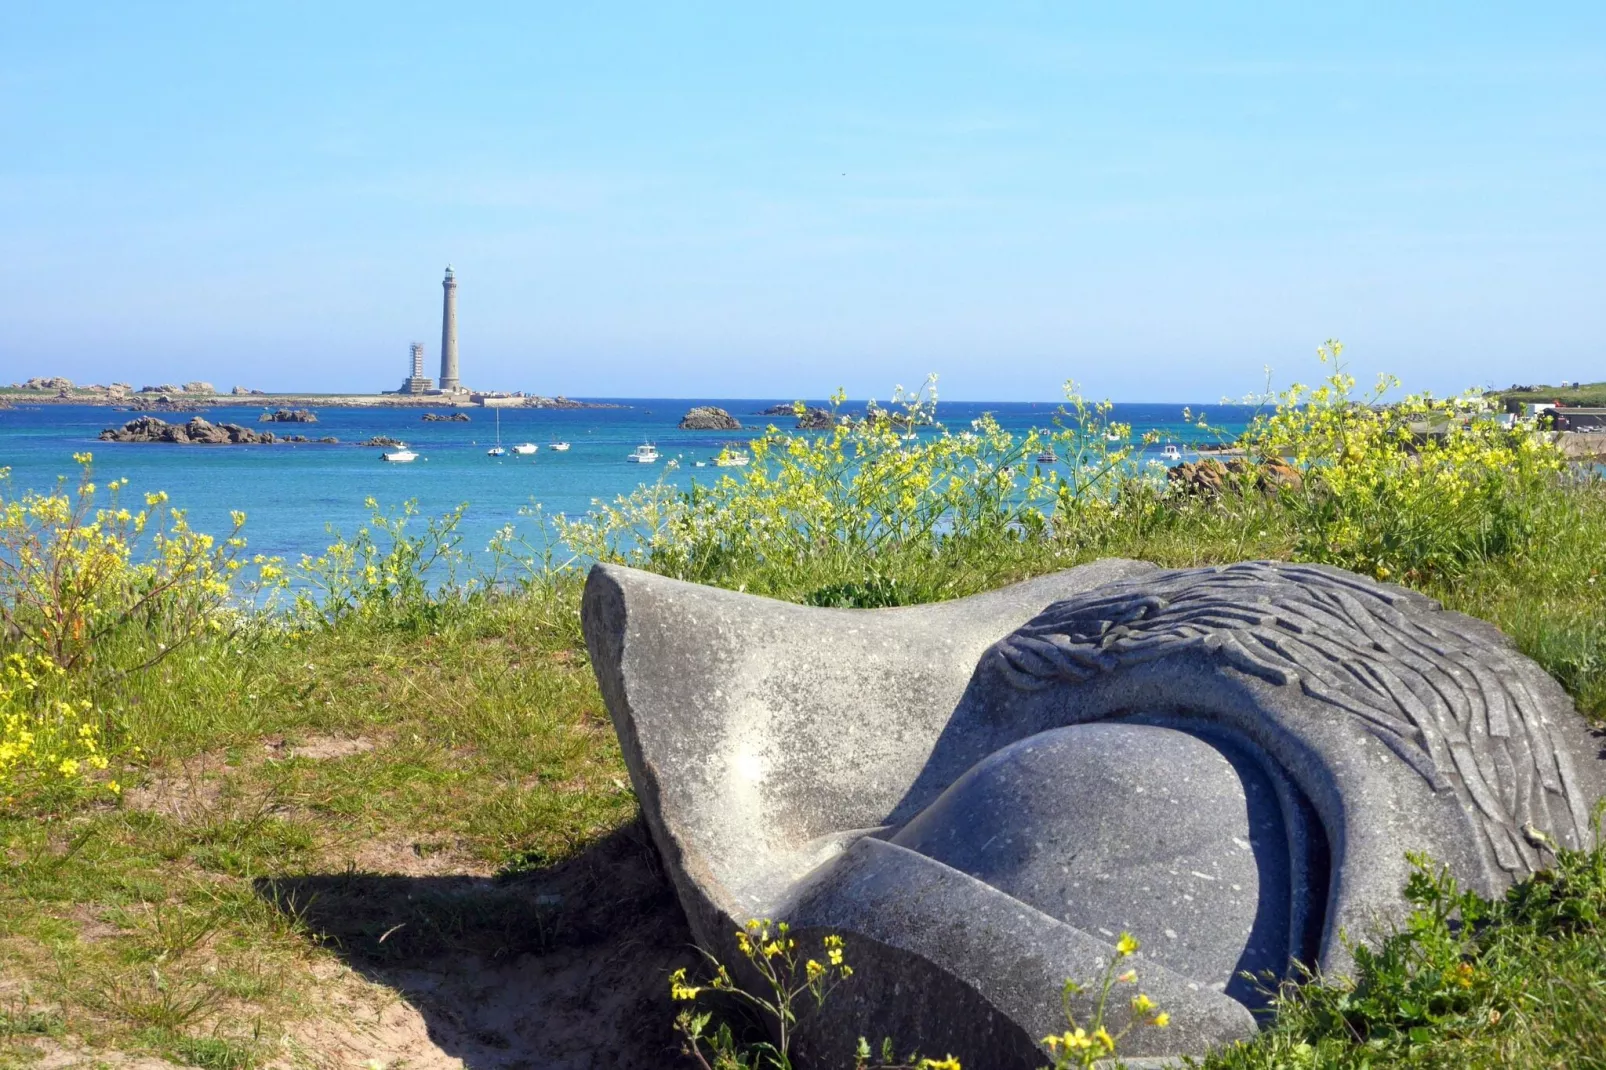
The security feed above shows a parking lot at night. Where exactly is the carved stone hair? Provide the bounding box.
[989,561,1596,877]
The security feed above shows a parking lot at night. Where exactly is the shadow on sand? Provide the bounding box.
[256,820,696,1070]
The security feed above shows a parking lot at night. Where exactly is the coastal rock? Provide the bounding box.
[100,415,175,442]
[796,406,834,430]
[1168,458,1303,497]
[183,381,216,395]
[184,418,231,444]
[678,406,742,431]
[99,416,277,445]
[259,408,318,423]
[231,385,266,396]
[20,376,74,392]
[359,436,405,448]
[583,560,1606,1067]
[140,384,182,394]
[422,412,471,422]
[755,402,835,429]
[317,436,339,444]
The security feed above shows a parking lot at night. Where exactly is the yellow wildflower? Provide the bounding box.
[1115,932,1139,957]
[667,967,701,1001]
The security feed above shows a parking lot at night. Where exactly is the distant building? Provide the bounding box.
[438,265,462,393]
[385,268,470,399]
[400,342,433,394]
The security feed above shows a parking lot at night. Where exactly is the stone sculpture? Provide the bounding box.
[582,560,1604,1067]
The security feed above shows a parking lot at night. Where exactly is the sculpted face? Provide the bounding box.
[583,560,1604,1067]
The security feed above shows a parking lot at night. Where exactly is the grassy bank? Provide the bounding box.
[3,356,1606,1068]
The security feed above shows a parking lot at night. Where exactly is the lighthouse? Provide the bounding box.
[438,265,461,392]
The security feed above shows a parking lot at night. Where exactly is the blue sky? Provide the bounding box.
[2,3,1602,401]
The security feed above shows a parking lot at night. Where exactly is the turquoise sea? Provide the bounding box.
[0,400,1259,566]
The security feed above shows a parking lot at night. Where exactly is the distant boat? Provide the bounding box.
[713,446,751,467]
[381,447,418,463]
[1106,429,1122,442]
[512,443,538,455]
[487,409,506,456]
[1162,444,1181,460]
[626,443,660,464]
[1036,446,1058,464]
[548,441,571,451]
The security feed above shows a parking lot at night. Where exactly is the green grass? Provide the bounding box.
[0,580,639,1066]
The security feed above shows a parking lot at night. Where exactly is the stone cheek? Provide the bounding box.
[890,722,1292,1008]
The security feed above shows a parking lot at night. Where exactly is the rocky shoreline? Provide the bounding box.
[101,416,288,445]
[3,380,625,410]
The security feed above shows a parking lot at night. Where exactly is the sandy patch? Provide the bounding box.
[21,1041,181,1069]
[122,758,227,819]
[267,735,377,761]
[349,836,487,880]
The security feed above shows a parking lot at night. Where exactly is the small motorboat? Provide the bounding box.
[512,443,538,455]
[713,447,751,467]
[381,447,418,463]
[626,443,660,464]
[1162,444,1182,460]
[1036,447,1058,464]
[548,441,571,451]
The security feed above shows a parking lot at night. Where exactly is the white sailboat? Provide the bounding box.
[486,409,506,457]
